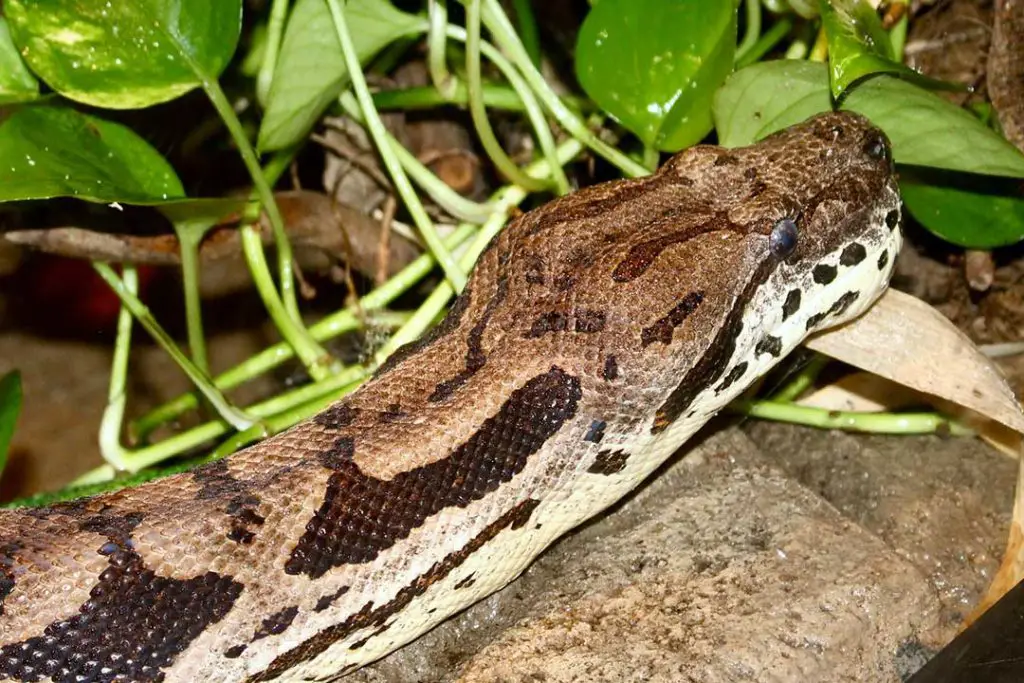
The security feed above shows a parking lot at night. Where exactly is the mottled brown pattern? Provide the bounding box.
[641,292,705,347]
[285,368,581,578]
[252,500,541,681]
[0,544,242,683]
[0,113,902,682]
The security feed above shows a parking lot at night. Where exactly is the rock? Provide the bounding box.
[351,428,944,682]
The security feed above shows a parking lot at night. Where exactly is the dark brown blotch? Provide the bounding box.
[225,644,247,659]
[525,311,568,338]
[588,449,629,475]
[0,546,243,683]
[252,606,299,641]
[313,403,358,430]
[641,292,704,347]
[256,500,541,680]
[584,420,606,444]
[286,368,581,578]
[314,586,350,613]
[574,309,606,333]
[454,573,477,589]
[524,254,546,285]
[602,356,619,381]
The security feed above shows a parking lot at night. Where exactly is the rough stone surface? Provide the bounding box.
[749,422,1014,647]
[350,428,945,683]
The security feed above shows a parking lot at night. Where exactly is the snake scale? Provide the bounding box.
[0,112,902,682]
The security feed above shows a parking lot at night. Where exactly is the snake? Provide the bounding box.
[0,111,902,682]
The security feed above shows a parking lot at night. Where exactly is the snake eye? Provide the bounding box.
[863,132,889,162]
[769,218,799,258]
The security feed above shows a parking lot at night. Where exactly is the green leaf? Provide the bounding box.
[0,104,184,203]
[4,0,242,109]
[900,168,1024,249]
[258,0,426,152]
[713,60,831,148]
[713,61,1024,177]
[0,17,39,104]
[0,371,22,476]
[575,0,737,151]
[843,75,1024,177]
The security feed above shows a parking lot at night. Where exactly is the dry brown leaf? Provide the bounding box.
[805,287,1024,624]
[806,288,1024,434]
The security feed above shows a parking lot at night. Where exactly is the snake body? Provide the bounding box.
[0,112,901,682]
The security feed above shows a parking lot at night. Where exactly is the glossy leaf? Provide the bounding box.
[713,60,831,148]
[258,0,425,152]
[900,168,1024,249]
[0,371,22,476]
[0,104,184,203]
[575,0,737,151]
[843,75,1024,177]
[0,17,39,104]
[820,0,899,95]
[714,61,1024,178]
[4,0,241,109]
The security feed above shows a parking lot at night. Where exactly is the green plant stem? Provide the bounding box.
[201,78,305,323]
[97,265,137,472]
[129,136,585,471]
[642,145,660,172]
[889,12,909,62]
[466,0,554,192]
[132,222,477,438]
[338,93,494,223]
[176,223,210,374]
[733,400,974,436]
[511,0,541,67]
[325,0,467,293]
[239,224,335,381]
[372,84,590,113]
[427,0,457,97]
[737,16,794,69]
[92,263,254,433]
[736,0,762,62]
[256,0,290,105]
[772,354,827,402]
[474,0,648,178]
[445,23,569,194]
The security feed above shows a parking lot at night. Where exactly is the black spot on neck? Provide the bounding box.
[715,361,749,392]
[877,250,889,270]
[782,289,801,320]
[885,209,900,230]
[839,243,867,267]
[755,336,782,358]
[812,264,837,285]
